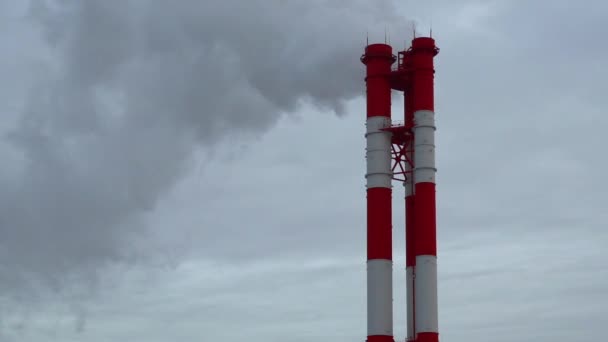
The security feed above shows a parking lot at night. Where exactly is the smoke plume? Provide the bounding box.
[0,0,410,298]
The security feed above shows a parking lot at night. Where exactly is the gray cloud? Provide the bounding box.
[0,0,410,300]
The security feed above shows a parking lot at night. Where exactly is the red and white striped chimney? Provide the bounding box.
[361,43,396,342]
[411,37,439,342]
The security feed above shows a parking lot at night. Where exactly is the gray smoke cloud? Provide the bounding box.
[0,0,411,300]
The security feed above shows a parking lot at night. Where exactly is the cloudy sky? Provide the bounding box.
[0,0,607,341]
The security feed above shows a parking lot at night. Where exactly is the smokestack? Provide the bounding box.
[410,36,439,342]
[361,43,396,342]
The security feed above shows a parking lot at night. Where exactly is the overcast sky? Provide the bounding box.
[0,0,607,341]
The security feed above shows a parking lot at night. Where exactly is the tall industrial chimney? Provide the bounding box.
[361,43,396,342]
[410,36,439,342]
